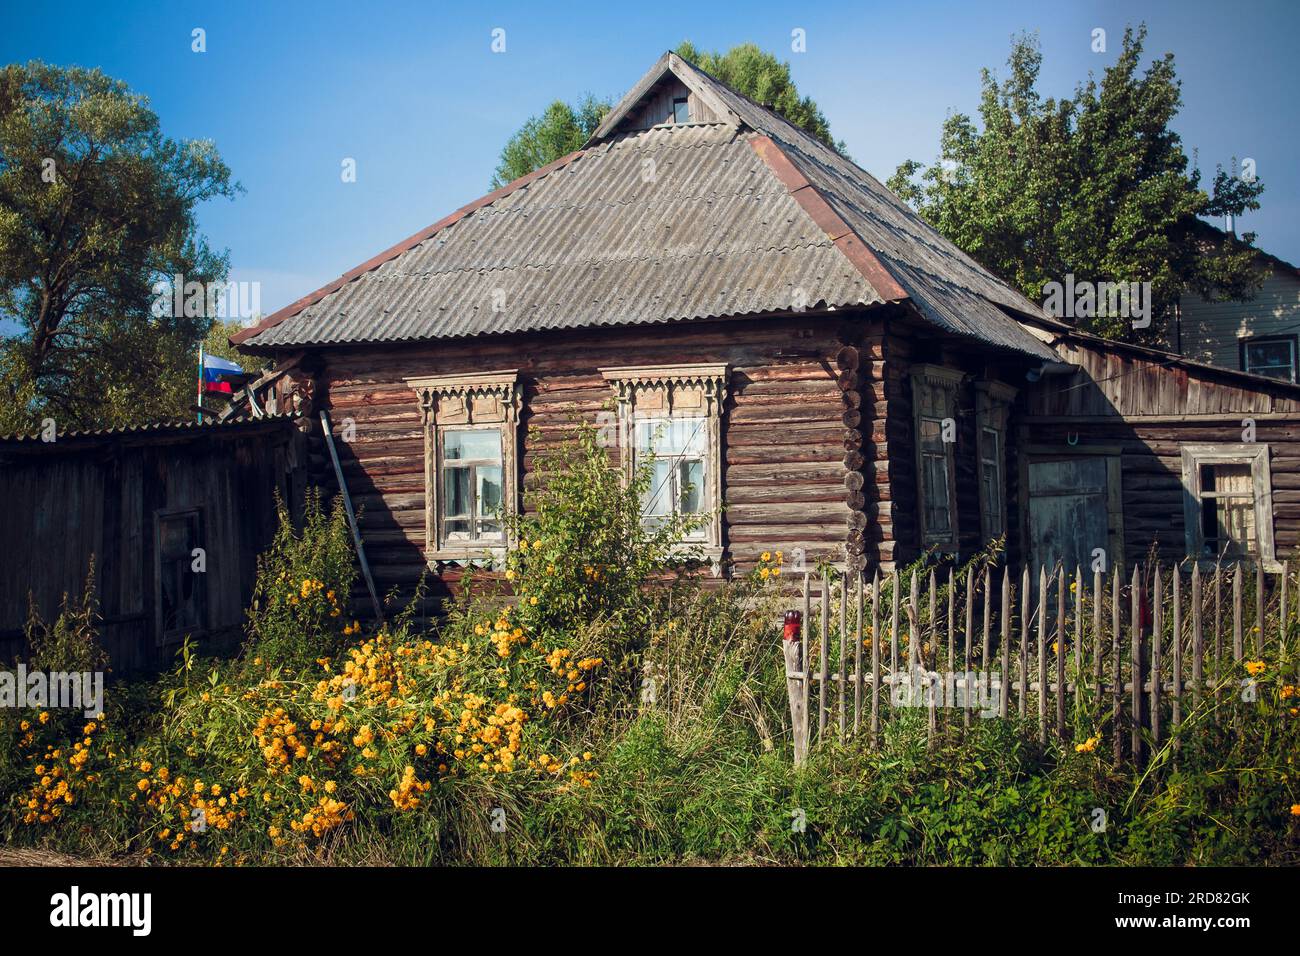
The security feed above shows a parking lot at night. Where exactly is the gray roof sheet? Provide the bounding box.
[238,54,1058,362]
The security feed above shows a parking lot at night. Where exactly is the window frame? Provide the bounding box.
[154,507,206,646]
[1239,335,1298,383]
[672,96,690,123]
[910,364,964,551]
[601,363,728,567]
[405,370,522,563]
[1180,443,1277,568]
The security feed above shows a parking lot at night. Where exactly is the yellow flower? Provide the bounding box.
[1291,804,1300,817]
[1245,660,1266,676]
[761,551,771,562]
[1074,735,1100,754]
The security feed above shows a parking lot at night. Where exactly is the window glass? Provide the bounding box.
[672,97,689,123]
[1198,462,1256,556]
[1244,339,1296,382]
[441,428,503,542]
[635,417,707,534]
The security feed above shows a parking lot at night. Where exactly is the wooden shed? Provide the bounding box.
[0,416,307,672]
[227,52,1300,608]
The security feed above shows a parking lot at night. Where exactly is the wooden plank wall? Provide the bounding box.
[1024,334,1300,565]
[314,314,886,607]
[0,422,306,672]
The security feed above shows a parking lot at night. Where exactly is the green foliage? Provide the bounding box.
[2,433,1297,865]
[886,26,1266,343]
[245,490,358,669]
[674,41,844,153]
[0,60,241,432]
[490,95,611,189]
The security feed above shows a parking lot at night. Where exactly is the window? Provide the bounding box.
[974,380,1016,540]
[979,427,1002,535]
[441,428,504,542]
[636,417,709,537]
[1241,336,1297,382]
[405,371,522,561]
[156,509,205,644]
[672,97,690,123]
[602,364,728,562]
[910,365,963,549]
[1181,444,1276,565]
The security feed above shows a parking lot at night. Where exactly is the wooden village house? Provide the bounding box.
[214,52,1300,612]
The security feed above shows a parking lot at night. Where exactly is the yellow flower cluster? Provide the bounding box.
[1245,660,1266,677]
[19,719,103,825]
[1075,735,1100,754]
[289,795,353,837]
[757,550,785,581]
[389,765,431,810]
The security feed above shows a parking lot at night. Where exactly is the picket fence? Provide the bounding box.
[780,560,1296,766]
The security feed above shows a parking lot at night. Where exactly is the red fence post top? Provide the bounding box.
[783,610,802,641]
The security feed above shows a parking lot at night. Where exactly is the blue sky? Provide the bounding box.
[3,0,1297,319]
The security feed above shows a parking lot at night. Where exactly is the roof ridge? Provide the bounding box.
[231,146,591,346]
[746,134,907,303]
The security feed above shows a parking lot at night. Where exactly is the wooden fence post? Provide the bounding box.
[1000,567,1011,720]
[1038,566,1048,746]
[870,571,881,748]
[819,575,830,737]
[1112,567,1122,764]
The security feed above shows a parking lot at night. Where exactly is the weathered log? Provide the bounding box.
[835,345,860,372]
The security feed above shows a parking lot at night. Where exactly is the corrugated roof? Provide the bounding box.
[0,413,300,445]
[236,53,1058,361]
[665,55,1058,360]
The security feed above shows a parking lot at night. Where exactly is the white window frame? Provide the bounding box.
[975,380,1017,541]
[405,370,521,563]
[910,364,963,551]
[601,364,728,566]
[1180,443,1277,569]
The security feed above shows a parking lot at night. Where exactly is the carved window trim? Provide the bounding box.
[910,364,963,551]
[975,380,1017,541]
[404,370,522,563]
[600,364,728,564]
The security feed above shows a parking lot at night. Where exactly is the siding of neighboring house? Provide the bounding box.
[1166,265,1300,375]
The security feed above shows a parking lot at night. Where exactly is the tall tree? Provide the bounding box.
[886,27,1265,342]
[491,42,844,187]
[0,61,240,432]
[491,95,611,189]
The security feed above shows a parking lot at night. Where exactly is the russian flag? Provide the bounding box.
[202,354,247,395]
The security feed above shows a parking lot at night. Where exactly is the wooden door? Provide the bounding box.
[1027,455,1117,575]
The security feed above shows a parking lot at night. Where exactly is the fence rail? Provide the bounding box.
[780,560,1296,766]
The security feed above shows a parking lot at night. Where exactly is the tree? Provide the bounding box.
[490,42,844,187]
[886,27,1265,342]
[0,61,240,432]
[490,95,611,189]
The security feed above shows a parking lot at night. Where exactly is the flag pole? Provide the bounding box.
[197,343,204,424]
